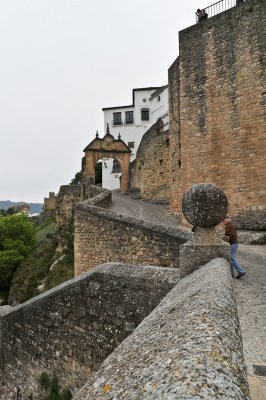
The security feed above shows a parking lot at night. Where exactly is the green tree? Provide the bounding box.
[0,214,36,302]
[69,171,82,185]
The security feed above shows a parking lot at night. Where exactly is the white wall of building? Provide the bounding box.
[101,157,121,190]
[102,86,169,190]
[150,87,169,130]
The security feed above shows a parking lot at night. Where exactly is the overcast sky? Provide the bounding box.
[0,0,201,203]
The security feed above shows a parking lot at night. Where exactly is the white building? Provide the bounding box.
[101,86,169,190]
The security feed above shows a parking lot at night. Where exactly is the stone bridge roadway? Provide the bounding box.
[109,190,266,400]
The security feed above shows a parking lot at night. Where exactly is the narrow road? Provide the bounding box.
[109,190,180,228]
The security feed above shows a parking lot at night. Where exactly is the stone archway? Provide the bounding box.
[83,127,131,192]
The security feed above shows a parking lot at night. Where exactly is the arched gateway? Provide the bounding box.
[83,126,131,192]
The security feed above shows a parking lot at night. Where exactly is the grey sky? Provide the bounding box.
[0,0,201,203]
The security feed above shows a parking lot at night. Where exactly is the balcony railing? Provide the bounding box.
[196,0,244,23]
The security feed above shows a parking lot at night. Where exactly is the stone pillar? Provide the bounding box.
[120,154,130,193]
[180,183,230,278]
[84,151,96,184]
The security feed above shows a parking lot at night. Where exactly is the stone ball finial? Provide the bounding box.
[182,183,228,228]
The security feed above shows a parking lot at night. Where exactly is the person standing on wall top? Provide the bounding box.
[196,8,203,22]
[196,8,208,22]
[201,9,208,20]
[223,216,246,279]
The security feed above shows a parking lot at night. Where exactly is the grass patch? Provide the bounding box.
[36,217,56,242]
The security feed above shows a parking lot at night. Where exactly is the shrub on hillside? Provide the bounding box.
[0,214,35,303]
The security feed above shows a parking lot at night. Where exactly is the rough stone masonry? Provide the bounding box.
[168,0,266,226]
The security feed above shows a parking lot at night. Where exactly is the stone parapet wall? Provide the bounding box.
[74,198,191,276]
[58,185,81,195]
[85,186,112,208]
[129,120,170,202]
[82,183,107,199]
[233,210,266,231]
[75,259,250,400]
[0,263,179,399]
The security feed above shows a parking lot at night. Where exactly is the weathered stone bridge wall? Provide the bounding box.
[0,263,179,399]
[169,0,266,227]
[75,258,250,400]
[74,191,190,276]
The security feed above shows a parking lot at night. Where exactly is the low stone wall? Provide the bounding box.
[75,259,250,400]
[74,199,191,276]
[0,263,179,399]
[233,210,266,232]
[85,186,112,208]
[237,230,266,245]
[82,184,109,200]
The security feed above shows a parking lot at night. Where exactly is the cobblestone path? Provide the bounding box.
[109,191,266,400]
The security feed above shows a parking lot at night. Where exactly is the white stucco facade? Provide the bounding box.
[101,86,169,190]
[101,158,121,190]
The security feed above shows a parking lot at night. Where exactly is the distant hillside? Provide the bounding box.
[0,201,43,214]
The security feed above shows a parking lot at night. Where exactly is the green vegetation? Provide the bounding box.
[9,216,74,304]
[69,171,82,185]
[0,214,36,303]
[28,372,72,400]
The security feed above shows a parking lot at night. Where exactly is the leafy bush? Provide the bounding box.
[9,215,74,304]
[0,215,36,303]
[37,372,72,400]
[69,171,82,185]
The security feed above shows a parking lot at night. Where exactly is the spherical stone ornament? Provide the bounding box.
[182,183,228,228]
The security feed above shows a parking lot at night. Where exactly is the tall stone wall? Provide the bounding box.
[168,57,182,213]
[0,263,179,399]
[75,259,250,400]
[130,119,170,202]
[169,0,266,226]
[74,197,190,276]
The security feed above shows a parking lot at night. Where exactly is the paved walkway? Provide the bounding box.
[236,245,266,400]
[109,190,180,228]
[108,191,266,400]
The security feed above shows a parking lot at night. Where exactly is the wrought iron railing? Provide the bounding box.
[195,0,245,23]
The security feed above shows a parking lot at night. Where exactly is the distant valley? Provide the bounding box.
[0,200,43,214]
